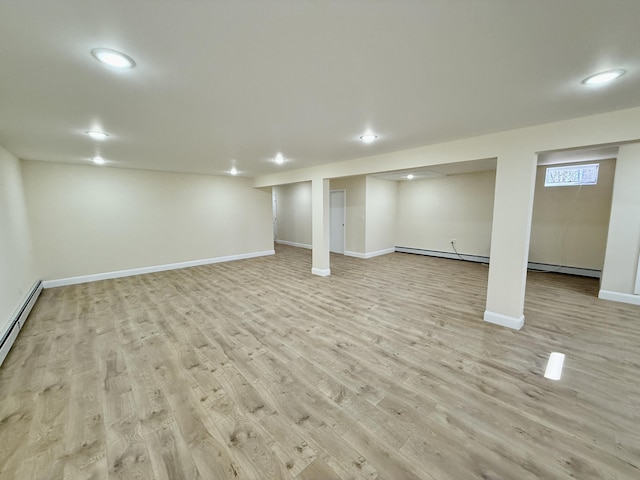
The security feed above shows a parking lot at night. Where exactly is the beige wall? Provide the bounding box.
[601,143,640,296]
[395,162,614,270]
[273,182,312,247]
[0,145,37,332]
[530,159,615,270]
[396,170,496,256]
[330,176,366,254]
[365,177,397,254]
[22,160,273,280]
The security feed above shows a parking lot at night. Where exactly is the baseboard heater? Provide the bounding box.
[0,280,43,367]
[395,247,601,279]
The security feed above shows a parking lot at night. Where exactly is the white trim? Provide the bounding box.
[42,250,275,288]
[635,255,640,295]
[345,248,395,259]
[1,280,43,367]
[276,239,312,250]
[364,248,395,259]
[598,290,640,306]
[484,310,524,330]
[311,268,331,277]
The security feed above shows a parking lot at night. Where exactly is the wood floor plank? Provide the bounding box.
[1,244,640,479]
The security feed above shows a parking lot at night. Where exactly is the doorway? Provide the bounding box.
[330,190,345,253]
[272,192,277,241]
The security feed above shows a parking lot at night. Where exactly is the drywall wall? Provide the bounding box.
[330,176,366,254]
[0,145,37,333]
[365,177,397,254]
[529,159,615,270]
[395,170,496,256]
[600,143,640,297]
[396,161,614,270]
[273,182,312,247]
[21,160,273,280]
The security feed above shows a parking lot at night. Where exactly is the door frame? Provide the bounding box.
[330,189,346,254]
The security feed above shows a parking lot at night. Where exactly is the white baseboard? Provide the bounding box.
[42,250,275,288]
[276,240,312,250]
[1,280,43,367]
[311,268,331,277]
[345,248,395,259]
[598,290,640,306]
[484,310,524,330]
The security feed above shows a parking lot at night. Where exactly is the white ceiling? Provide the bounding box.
[1,1,639,177]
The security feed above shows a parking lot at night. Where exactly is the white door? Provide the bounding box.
[330,190,345,254]
[272,192,277,241]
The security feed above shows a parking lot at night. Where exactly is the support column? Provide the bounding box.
[484,151,537,329]
[311,177,330,276]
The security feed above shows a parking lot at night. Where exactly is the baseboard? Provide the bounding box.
[395,246,601,278]
[598,290,640,306]
[276,240,312,250]
[345,248,395,259]
[42,250,276,288]
[1,280,43,367]
[395,246,489,264]
[527,262,600,278]
[484,310,524,330]
[311,268,331,277]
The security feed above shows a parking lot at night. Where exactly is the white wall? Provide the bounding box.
[21,161,273,281]
[530,159,615,270]
[396,170,496,256]
[365,177,397,254]
[0,145,38,332]
[600,143,640,298]
[273,182,312,247]
[330,176,366,254]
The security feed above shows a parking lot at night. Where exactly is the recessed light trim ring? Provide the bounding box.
[582,69,626,85]
[91,48,136,69]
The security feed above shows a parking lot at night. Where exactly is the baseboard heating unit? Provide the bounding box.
[0,280,43,367]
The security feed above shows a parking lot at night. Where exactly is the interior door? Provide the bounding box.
[272,192,277,241]
[330,190,345,254]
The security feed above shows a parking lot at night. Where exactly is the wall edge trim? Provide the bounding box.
[484,310,525,330]
[42,250,276,288]
[598,289,640,306]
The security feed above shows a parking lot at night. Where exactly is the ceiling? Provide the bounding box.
[1,1,639,177]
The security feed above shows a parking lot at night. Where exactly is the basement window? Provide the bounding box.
[544,164,599,187]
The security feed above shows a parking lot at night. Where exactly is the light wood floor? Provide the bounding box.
[1,245,639,479]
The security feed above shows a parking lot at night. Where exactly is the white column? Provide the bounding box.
[311,177,330,276]
[599,142,640,305]
[484,151,538,329]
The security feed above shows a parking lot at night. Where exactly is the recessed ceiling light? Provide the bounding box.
[274,153,285,165]
[581,69,626,85]
[360,134,378,143]
[230,167,238,176]
[85,130,109,140]
[91,48,136,69]
[407,174,414,180]
[92,156,106,165]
